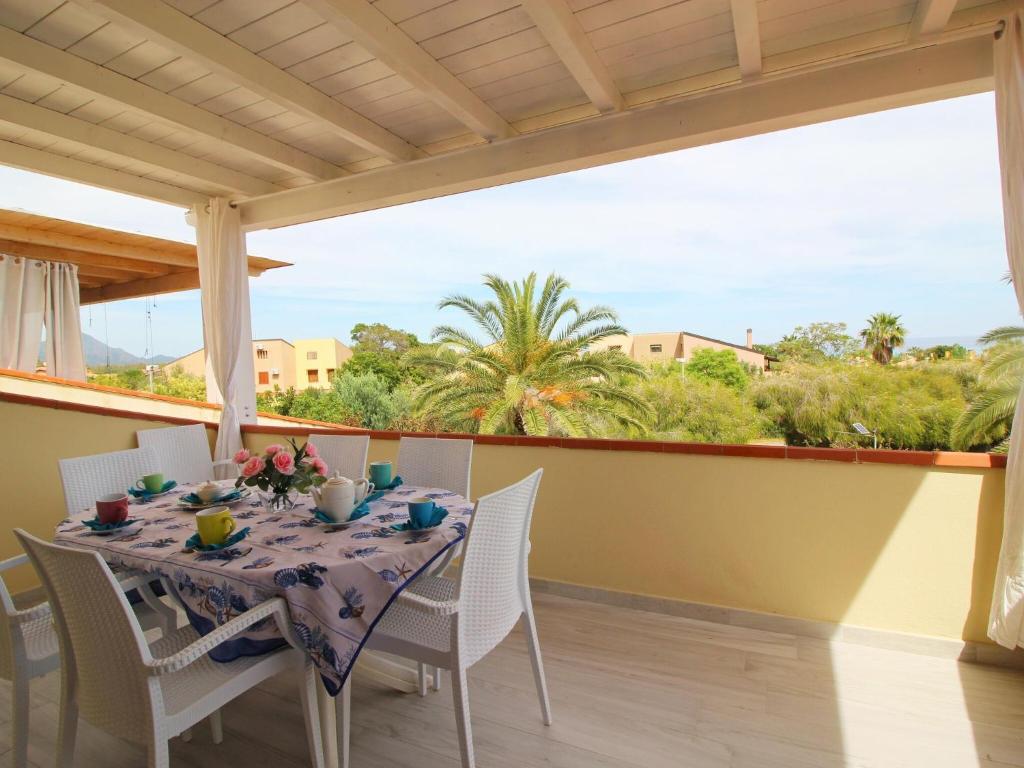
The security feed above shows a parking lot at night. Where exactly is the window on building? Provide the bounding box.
[327,369,336,382]
[649,344,663,353]
[306,351,318,360]
[257,371,269,385]
[272,371,279,379]
[610,345,622,351]
[307,369,319,383]
[256,348,268,359]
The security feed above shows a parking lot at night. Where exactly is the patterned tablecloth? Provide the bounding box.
[54,483,470,695]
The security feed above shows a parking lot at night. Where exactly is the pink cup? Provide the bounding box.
[95,493,129,525]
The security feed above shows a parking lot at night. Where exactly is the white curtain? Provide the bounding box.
[194,198,256,476]
[44,261,86,380]
[991,11,1024,649]
[0,254,46,372]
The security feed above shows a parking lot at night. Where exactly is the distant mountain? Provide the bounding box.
[39,333,174,367]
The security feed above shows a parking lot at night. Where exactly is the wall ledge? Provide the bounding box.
[1,387,1004,470]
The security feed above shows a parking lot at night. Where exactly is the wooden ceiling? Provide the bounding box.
[0,208,288,303]
[0,0,1014,230]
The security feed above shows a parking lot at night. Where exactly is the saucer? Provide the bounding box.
[128,480,178,501]
[83,519,143,537]
[177,488,250,511]
[312,506,370,529]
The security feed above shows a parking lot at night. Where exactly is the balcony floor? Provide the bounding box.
[6,592,1024,767]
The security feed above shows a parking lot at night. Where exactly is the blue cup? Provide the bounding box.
[370,461,392,488]
[408,497,435,528]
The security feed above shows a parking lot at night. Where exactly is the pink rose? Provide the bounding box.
[233,448,251,464]
[272,451,295,476]
[312,457,328,476]
[303,442,318,458]
[241,456,265,478]
[265,444,285,456]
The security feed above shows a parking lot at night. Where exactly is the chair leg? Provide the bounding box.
[11,670,28,768]
[334,677,351,768]
[57,669,78,768]
[417,663,427,697]
[450,665,475,768]
[432,666,442,692]
[298,665,325,768]
[136,581,177,637]
[209,709,223,745]
[147,740,170,768]
[522,603,553,725]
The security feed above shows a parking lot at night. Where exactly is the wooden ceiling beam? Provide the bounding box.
[239,36,993,230]
[0,94,282,197]
[86,0,423,162]
[520,0,623,113]
[304,0,514,140]
[0,222,197,268]
[730,0,763,79]
[80,270,200,305]
[0,25,343,182]
[0,239,169,276]
[909,0,959,39]
[0,140,203,208]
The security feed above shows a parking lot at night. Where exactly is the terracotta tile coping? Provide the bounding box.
[1,387,1005,470]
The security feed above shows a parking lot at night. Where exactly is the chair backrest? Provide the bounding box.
[308,434,370,480]
[15,530,156,741]
[397,437,473,497]
[454,469,543,666]
[58,447,160,517]
[137,423,215,484]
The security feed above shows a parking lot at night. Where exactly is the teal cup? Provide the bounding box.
[408,497,435,528]
[370,461,392,488]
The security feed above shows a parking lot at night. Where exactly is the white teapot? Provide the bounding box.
[310,473,372,521]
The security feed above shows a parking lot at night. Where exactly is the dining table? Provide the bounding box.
[54,480,471,762]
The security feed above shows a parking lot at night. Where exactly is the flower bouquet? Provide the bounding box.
[234,439,328,513]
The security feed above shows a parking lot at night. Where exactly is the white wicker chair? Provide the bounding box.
[137,424,236,483]
[347,469,551,768]
[307,435,370,480]
[396,437,473,498]
[58,447,161,517]
[0,554,59,768]
[15,530,325,768]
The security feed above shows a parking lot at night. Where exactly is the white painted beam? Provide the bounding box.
[520,0,623,113]
[0,26,342,181]
[86,0,422,162]
[909,0,959,39]
[304,0,514,141]
[0,140,204,207]
[730,0,763,78]
[0,94,281,197]
[239,36,993,230]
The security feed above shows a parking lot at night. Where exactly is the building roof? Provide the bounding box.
[0,208,289,304]
[0,1,1003,231]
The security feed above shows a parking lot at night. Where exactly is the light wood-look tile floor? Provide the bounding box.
[2,592,1023,767]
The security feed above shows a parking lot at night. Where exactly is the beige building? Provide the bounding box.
[165,338,352,393]
[592,329,771,371]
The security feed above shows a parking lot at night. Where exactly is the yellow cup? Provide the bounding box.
[195,507,235,547]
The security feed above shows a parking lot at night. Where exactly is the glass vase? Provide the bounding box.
[258,488,298,514]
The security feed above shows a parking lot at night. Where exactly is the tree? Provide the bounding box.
[684,348,750,390]
[638,363,764,443]
[776,322,859,363]
[349,323,419,354]
[409,273,652,436]
[951,326,1024,451]
[860,312,907,364]
[333,371,408,430]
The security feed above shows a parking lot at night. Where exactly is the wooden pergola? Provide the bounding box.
[0,0,1012,231]
[0,208,288,304]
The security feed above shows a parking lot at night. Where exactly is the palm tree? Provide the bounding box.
[951,326,1024,451]
[860,312,907,364]
[408,273,652,436]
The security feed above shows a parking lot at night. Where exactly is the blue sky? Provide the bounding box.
[1,91,1016,359]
